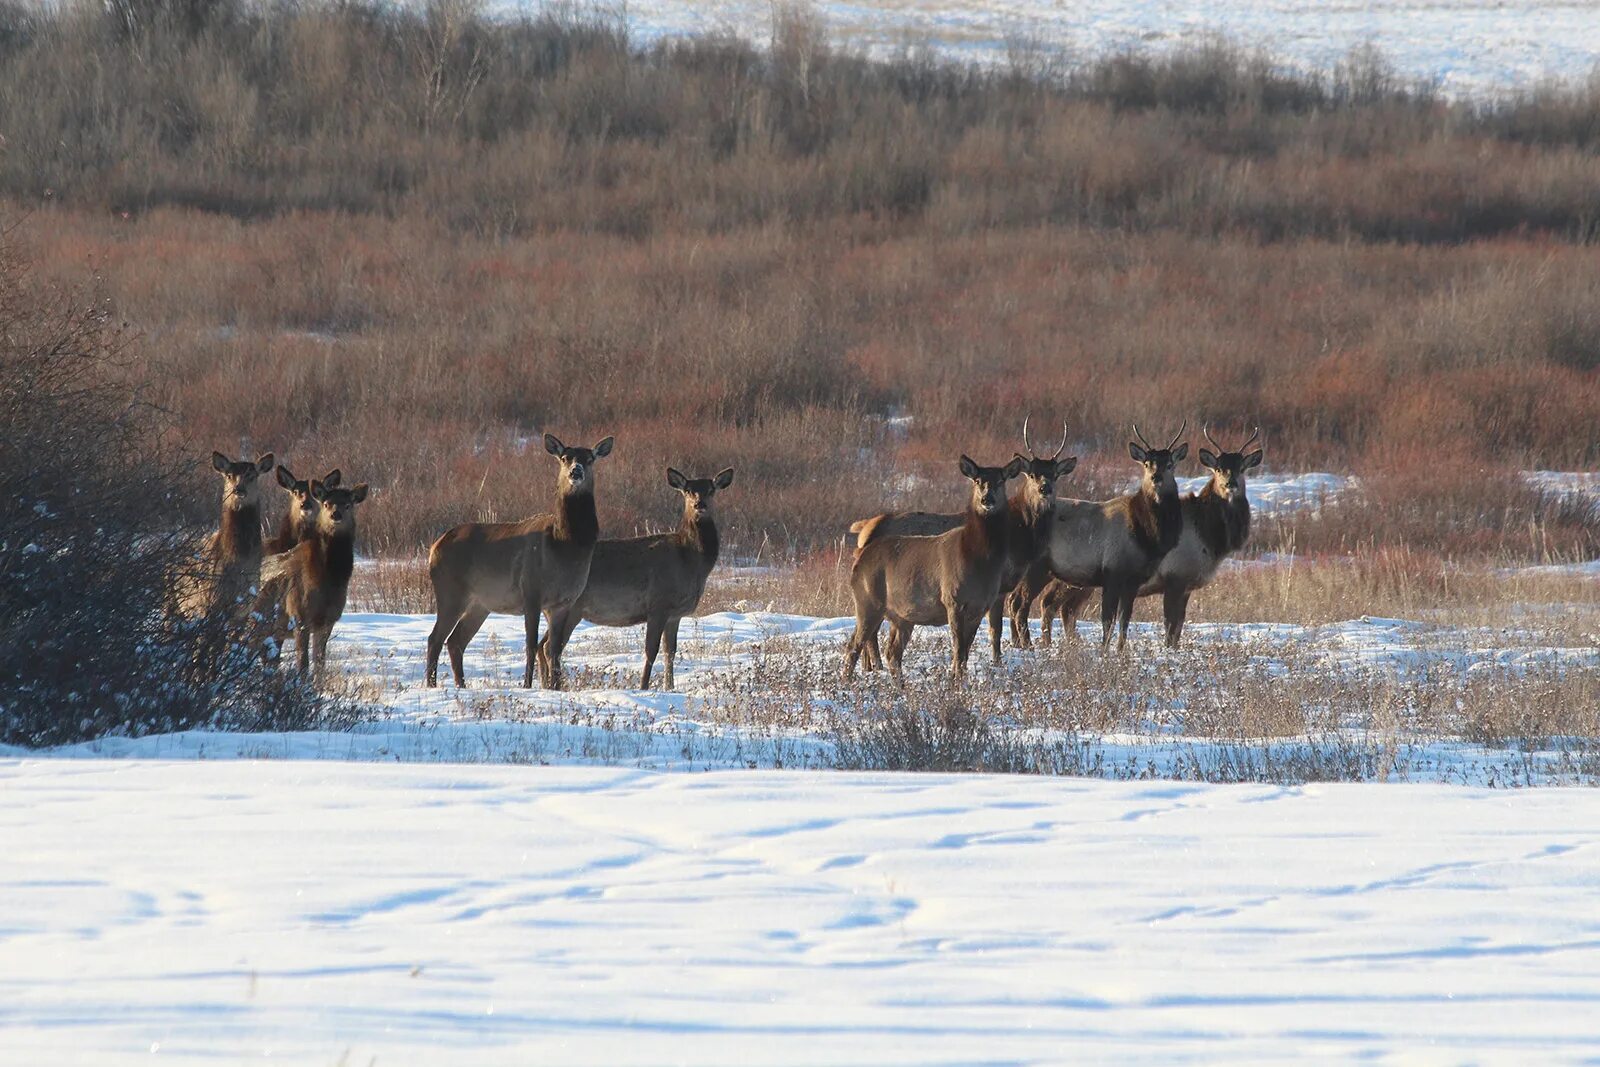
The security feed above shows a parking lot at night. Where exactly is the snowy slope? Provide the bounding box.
[605,0,1600,98]
[5,760,1600,1064]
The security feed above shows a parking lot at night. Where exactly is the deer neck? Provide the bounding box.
[1130,476,1184,556]
[677,506,721,570]
[1008,487,1054,561]
[217,498,262,562]
[553,485,600,548]
[961,498,1009,562]
[311,524,357,587]
[1196,480,1251,554]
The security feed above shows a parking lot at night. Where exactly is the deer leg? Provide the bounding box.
[1011,580,1045,647]
[987,596,1004,666]
[1099,582,1123,649]
[1163,587,1192,649]
[425,598,467,689]
[521,598,541,689]
[951,607,982,679]
[1052,584,1094,647]
[445,605,489,689]
[295,624,311,677]
[885,620,912,681]
[312,626,330,683]
[641,616,665,690]
[663,617,681,691]
[1009,589,1033,650]
[1115,586,1139,652]
[845,600,880,679]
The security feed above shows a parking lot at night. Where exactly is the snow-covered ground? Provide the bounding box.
[12,608,1597,785]
[598,0,1600,98]
[6,760,1600,1063]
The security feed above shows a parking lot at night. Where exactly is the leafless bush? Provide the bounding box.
[0,232,359,747]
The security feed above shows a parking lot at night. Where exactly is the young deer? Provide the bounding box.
[265,465,341,555]
[844,454,1024,681]
[850,417,1075,664]
[425,433,613,690]
[261,478,369,679]
[175,451,275,620]
[1033,426,1262,648]
[540,467,735,690]
[1013,423,1187,652]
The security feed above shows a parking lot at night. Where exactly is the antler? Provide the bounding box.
[1166,420,1187,452]
[1242,425,1262,452]
[1131,422,1153,450]
[1022,412,1037,457]
[1202,424,1223,453]
[1052,420,1069,461]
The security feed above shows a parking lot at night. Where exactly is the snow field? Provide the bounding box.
[5,761,1600,1064]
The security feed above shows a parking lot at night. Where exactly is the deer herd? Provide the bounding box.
[184,420,1263,691]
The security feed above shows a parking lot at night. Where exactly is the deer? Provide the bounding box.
[1027,426,1263,649]
[844,454,1024,681]
[1009,423,1187,652]
[425,433,613,690]
[259,477,369,679]
[848,417,1075,664]
[539,466,735,691]
[265,465,341,555]
[174,451,275,621]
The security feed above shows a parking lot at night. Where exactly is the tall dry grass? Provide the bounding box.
[6,2,1600,565]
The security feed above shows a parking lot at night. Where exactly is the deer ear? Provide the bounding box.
[1244,449,1264,470]
[1056,456,1078,477]
[310,479,326,501]
[543,433,563,456]
[958,455,979,479]
[1128,442,1148,462]
[1198,448,1219,470]
[1003,456,1026,479]
[276,465,296,489]
[1172,443,1189,462]
[666,467,687,490]
[256,453,275,473]
[212,451,230,472]
[714,467,735,490]
[593,436,614,458]
[351,483,369,503]
[323,469,342,488]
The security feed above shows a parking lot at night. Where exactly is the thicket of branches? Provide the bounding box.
[0,233,353,747]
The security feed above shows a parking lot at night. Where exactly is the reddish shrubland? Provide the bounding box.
[7,2,1600,567]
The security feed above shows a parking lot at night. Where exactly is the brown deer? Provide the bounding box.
[849,417,1075,664]
[265,465,341,555]
[175,451,274,620]
[1012,423,1187,652]
[260,478,369,679]
[1029,426,1262,648]
[425,433,613,690]
[540,466,735,690]
[844,454,1024,681]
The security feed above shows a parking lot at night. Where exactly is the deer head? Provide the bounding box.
[211,451,275,510]
[544,433,614,494]
[310,478,369,537]
[959,454,1026,515]
[1128,422,1188,496]
[667,466,735,519]
[1015,413,1079,506]
[276,465,341,516]
[1198,426,1264,500]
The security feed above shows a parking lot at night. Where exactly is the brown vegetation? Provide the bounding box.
[5,1,1600,575]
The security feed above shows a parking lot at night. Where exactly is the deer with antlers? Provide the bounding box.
[844,454,1024,680]
[1028,426,1262,648]
[1010,423,1187,652]
[425,433,613,690]
[849,417,1075,663]
[540,466,735,690]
